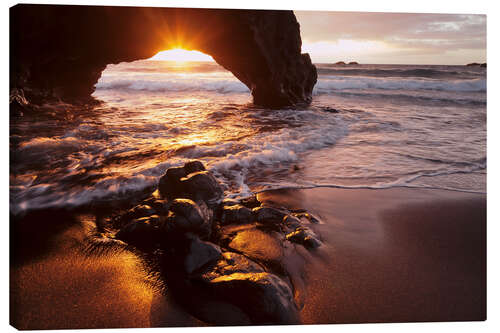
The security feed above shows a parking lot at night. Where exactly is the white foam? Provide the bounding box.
[314,77,486,94]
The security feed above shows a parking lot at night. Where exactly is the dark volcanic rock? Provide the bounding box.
[239,195,261,209]
[286,226,322,249]
[253,206,287,224]
[183,236,222,274]
[220,204,254,225]
[166,199,212,237]
[158,162,223,205]
[198,252,298,324]
[115,215,162,249]
[11,5,317,108]
[158,166,188,199]
[334,61,346,65]
[201,271,298,324]
[348,61,359,65]
[180,171,224,205]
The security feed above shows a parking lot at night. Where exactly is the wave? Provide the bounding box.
[96,76,250,94]
[316,67,484,80]
[314,77,486,93]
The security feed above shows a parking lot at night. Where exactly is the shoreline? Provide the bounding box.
[10,186,486,328]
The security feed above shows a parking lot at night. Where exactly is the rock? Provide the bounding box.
[348,61,359,65]
[179,171,224,205]
[166,199,212,237]
[220,205,253,225]
[466,62,481,66]
[239,195,261,209]
[200,271,298,324]
[228,229,284,266]
[292,212,320,224]
[142,198,170,215]
[158,161,223,205]
[282,214,301,229]
[118,204,156,226]
[115,215,162,249]
[158,166,187,199]
[334,61,346,65]
[11,5,316,108]
[481,63,487,68]
[253,206,287,224]
[286,227,322,249]
[183,236,222,274]
[183,160,205,174]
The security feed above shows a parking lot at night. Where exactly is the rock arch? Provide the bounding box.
[10,5,317,108]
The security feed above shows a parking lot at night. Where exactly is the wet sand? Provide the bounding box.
[10,187,486,328]
[259,187,486,324]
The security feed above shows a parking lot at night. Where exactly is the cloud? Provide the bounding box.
[295,11,486,64]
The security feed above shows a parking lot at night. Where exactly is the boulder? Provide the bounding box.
[183,160,206,174]
[196,251,298,324]
[115,215,162,249]
[286,227,322,249]
[166,199,212,237]
[183,236,222,274]
[117,204,156,226]
[200,271,298,324]
[158,166,187,199]
[179,171,224,205]
[253,206,287,224]
[220,204,253,225]
[239,195,261,209]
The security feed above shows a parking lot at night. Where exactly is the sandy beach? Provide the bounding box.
[10,187,485,329]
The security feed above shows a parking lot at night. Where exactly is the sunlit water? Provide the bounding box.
[10,60,486,214]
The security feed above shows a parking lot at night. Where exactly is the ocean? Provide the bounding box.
[10,60,486,214]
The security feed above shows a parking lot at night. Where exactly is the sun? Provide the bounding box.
[149,48,214,62]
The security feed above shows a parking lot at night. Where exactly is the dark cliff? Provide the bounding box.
[10,4,317,108]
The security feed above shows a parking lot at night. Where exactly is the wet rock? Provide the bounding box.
[179,171,224,205]
[166,199,212,237]
[253,206,287,224]
[282,214,301,229]
[292,212,320,224]
[200,270,298,324]
[183,236,222,274]
[239,195,261,209]
[286,227,322,249]
[228,229,284,266]
[117,204,157,226]
[142,198,170,215]
[158,166,187,199]
[184,160,206,174]
[220,205,253,226]
[115,215,162,249]
[158,161,223,205]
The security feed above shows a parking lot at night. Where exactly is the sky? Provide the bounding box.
[295,11,486,65]
[153,11,486,65]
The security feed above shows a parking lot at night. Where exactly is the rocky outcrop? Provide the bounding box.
[10,4,317,108]
[98,160,322,325]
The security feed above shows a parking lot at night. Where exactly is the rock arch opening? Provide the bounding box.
[11,5,317,109]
